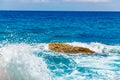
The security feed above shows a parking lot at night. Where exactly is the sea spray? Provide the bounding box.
[0,43,52,80]
[0,42,120,80]
[69,42,120,54]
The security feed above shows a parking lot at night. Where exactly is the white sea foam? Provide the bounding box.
[68,42,120,54]
[0,42,120,80]
[49,42,120,80]
[0,43,52,80]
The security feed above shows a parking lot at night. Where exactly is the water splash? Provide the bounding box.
[0,43,52,80]
[0,42,120,80]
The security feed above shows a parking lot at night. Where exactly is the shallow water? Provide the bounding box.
[0,11,120,80]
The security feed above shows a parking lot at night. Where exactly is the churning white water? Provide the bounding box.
[0,42,120,80]
[0,43,52,80]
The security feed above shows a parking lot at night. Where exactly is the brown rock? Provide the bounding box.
[48,42,95,54]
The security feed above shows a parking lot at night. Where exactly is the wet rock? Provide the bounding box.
[48,42,95,54]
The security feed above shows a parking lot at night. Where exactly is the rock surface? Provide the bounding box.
[48,42,95,54]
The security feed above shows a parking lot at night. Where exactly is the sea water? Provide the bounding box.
[0,11,120,80]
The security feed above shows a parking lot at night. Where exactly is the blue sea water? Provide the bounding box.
[0,11,120,80]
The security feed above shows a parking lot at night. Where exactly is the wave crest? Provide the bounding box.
[0,42,120,80]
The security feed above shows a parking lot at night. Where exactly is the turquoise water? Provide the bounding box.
[0,11,120,80]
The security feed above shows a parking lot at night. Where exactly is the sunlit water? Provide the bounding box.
[0,11,120,80]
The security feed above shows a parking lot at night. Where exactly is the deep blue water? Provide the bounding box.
[0,11,120,44]
[0,11,120,80]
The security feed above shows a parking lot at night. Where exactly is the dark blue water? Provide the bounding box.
[0,11,120,44]
[0,11,120,80]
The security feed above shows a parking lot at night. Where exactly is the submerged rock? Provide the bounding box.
[48,42,95,54]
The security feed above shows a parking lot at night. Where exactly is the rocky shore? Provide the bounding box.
[49,42,95,54]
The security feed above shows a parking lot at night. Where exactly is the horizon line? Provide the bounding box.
[0,10,120,12]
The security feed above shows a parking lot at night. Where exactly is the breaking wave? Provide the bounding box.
[0,42,120,80]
